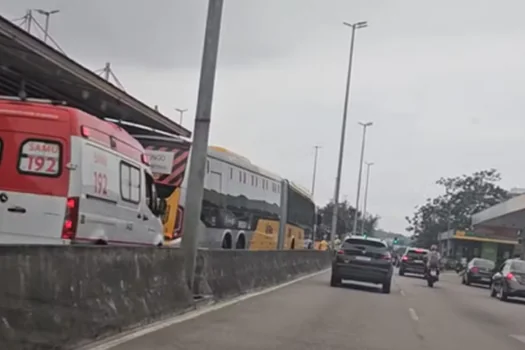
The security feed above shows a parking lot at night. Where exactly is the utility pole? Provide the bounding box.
[181,0,224,292]
[34,9,60,43]
[175,108,188,125]
[361,161,374,235]
[352,121,373,235]
[311,145,321,197]
[330,20,368,248]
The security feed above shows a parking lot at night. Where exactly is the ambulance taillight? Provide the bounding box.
[62,197,79,240]
[80,126,90,138]
[141,153,150,165]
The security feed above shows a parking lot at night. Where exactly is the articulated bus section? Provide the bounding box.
[250,181,315,250]
[136,135,316,250]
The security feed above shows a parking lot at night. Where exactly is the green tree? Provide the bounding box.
[317,200,379,239]
[406,169,510,247]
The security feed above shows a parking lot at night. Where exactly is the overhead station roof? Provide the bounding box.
[472,194,525,230]
[0,15,191,138]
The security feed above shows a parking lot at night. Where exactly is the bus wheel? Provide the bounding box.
[221,234,232,249]
[235,235,246,249]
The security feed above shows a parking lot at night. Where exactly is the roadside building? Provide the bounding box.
[438,228,517,263]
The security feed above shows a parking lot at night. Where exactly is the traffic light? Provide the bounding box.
[393,237,399,245]
[363,233,368,239]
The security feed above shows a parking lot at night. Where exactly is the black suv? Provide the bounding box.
[330,236,393,293]
[399,247,429,277]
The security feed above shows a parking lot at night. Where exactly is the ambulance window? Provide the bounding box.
[120,161,141,204]
[17,139,61,177]
[144,171,158,215]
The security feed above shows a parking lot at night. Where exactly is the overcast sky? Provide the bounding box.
[3,0,525,233]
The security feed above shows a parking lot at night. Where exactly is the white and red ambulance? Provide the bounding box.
[0,96,165,245]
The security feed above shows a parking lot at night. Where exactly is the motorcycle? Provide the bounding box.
[426,267,439,287]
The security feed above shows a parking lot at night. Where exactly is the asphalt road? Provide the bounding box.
[104,269,525,350]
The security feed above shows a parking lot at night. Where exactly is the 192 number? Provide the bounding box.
[94,172,108,195]
[26,155,58,173]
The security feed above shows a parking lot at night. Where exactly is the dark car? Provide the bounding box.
[491,259,525,301]
[398,247,429,277]
[330,236,393,293]
[462,258,494,286]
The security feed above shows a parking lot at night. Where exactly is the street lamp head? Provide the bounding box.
[365,161,374,166]
[35,9,60,15]
[343,21,368,29]
[359,121,373,127]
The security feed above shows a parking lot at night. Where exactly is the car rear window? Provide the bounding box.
[510,261,525,273]
[17,139,62,177]
[473,259,494,269]
[406,249,428,258]
[343,238,387,249]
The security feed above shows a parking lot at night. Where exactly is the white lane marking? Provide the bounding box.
[400,290,406,297]
[510,335,525,344]
[408,308,419,322]
[82,268,330,350]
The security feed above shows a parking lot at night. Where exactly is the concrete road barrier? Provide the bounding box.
[0,247,330,349]
[195,250,331,299]
[0,246,193,350]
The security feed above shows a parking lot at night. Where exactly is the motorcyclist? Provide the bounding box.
[426,245,441,276]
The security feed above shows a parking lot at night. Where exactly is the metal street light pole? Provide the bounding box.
[361,161,374,235]
[181,0,224,292]
[34,9,60,43]
[330,20,367,248]
[311,145,321,243]
[175,108,188,125]
[352,121,373,235]
[446,189,452,233]
[311,145,321,197]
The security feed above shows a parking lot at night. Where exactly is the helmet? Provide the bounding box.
[430,244,437,251]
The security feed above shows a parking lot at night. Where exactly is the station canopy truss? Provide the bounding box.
[0,15,191,138]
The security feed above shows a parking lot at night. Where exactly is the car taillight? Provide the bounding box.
[402,256,408,261]
[506,272,517,281]
[382,253,392,260]
[62,197,79,240]
[470,267,479,274]
[337,249,344,255]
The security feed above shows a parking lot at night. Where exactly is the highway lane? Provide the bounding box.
[101,269,525,349]
[397,270,525,348]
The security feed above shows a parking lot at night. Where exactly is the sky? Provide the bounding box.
[2,0,525,234]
